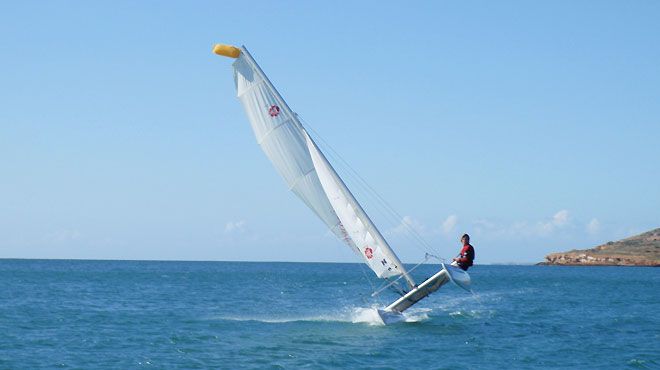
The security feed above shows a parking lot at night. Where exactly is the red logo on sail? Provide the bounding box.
[364,247,373,259]
[268,105,280,117]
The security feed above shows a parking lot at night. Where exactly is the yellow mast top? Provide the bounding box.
[212,44,241,58]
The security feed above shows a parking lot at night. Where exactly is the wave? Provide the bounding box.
[213,305,432,326]
[210,289,514,325]
[350,306,431,325]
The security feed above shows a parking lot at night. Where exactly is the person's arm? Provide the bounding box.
[453,246,469,262]
[466,246,475,261]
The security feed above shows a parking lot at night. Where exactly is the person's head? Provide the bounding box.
[461,233,470,245]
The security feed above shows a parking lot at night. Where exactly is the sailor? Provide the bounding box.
[452,233,475,271]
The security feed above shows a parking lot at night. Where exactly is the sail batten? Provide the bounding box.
[232,46,413,287]
[256,118,294,145]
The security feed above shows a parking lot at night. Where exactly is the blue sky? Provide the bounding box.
[1,1,658,264]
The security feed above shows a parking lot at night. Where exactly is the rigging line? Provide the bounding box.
[298,115,443,257]
[302,119,437,254]
[299,118,412,227]
[327,158,430,252]
[303,127,427,255]
[326,166,429,257]
[334,230,379,305]
[312,130,438,258]
[357,259,381,306]
[317,141,431,258]
[359,261,376,292]
[426,253,441,260]
[299,119,449,276]
[371,254,431,297]
[425,252,446,263]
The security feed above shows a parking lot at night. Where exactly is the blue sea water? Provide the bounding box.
[0,260,658,369]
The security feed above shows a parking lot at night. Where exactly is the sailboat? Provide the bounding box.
[213,43,471,324]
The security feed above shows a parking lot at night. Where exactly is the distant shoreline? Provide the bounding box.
[542,228,659,267]
[537,261,658,267]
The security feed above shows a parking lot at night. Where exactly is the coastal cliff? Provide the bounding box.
[543,228,660,266]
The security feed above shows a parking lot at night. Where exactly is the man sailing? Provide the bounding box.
[452,233,475,271]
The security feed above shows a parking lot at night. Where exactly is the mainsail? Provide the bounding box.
[225,45,414,288]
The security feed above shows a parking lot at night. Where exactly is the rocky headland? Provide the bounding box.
[542,228,660,266]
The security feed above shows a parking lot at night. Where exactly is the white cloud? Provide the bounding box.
[469,210,572,239]
[441,215,458,235]
[390,215,425,235]
[387,210,576,243]
[472,219,495,236]
[224,220,246,234]
[536,210,570,235]
[552,210,569,226]
[43,229,83,243]
[586,218,600,235]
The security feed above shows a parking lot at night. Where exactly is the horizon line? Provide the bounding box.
[0,257,540,265]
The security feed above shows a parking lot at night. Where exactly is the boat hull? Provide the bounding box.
[377,264,471,324]
[445,263,472,292]
[376,309,406,325]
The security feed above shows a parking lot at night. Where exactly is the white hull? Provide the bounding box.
[445,263,472,292]
[376,309,406,325]
[376,264,471,324]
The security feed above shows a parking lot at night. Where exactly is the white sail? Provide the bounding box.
[231,46,414,287]
[304,131,411,282]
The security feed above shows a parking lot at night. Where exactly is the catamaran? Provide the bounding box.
[213,43,471,324]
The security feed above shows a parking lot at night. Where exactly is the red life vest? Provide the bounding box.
[456,244,475,267]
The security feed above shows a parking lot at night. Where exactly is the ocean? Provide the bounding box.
[1,259,658,369]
